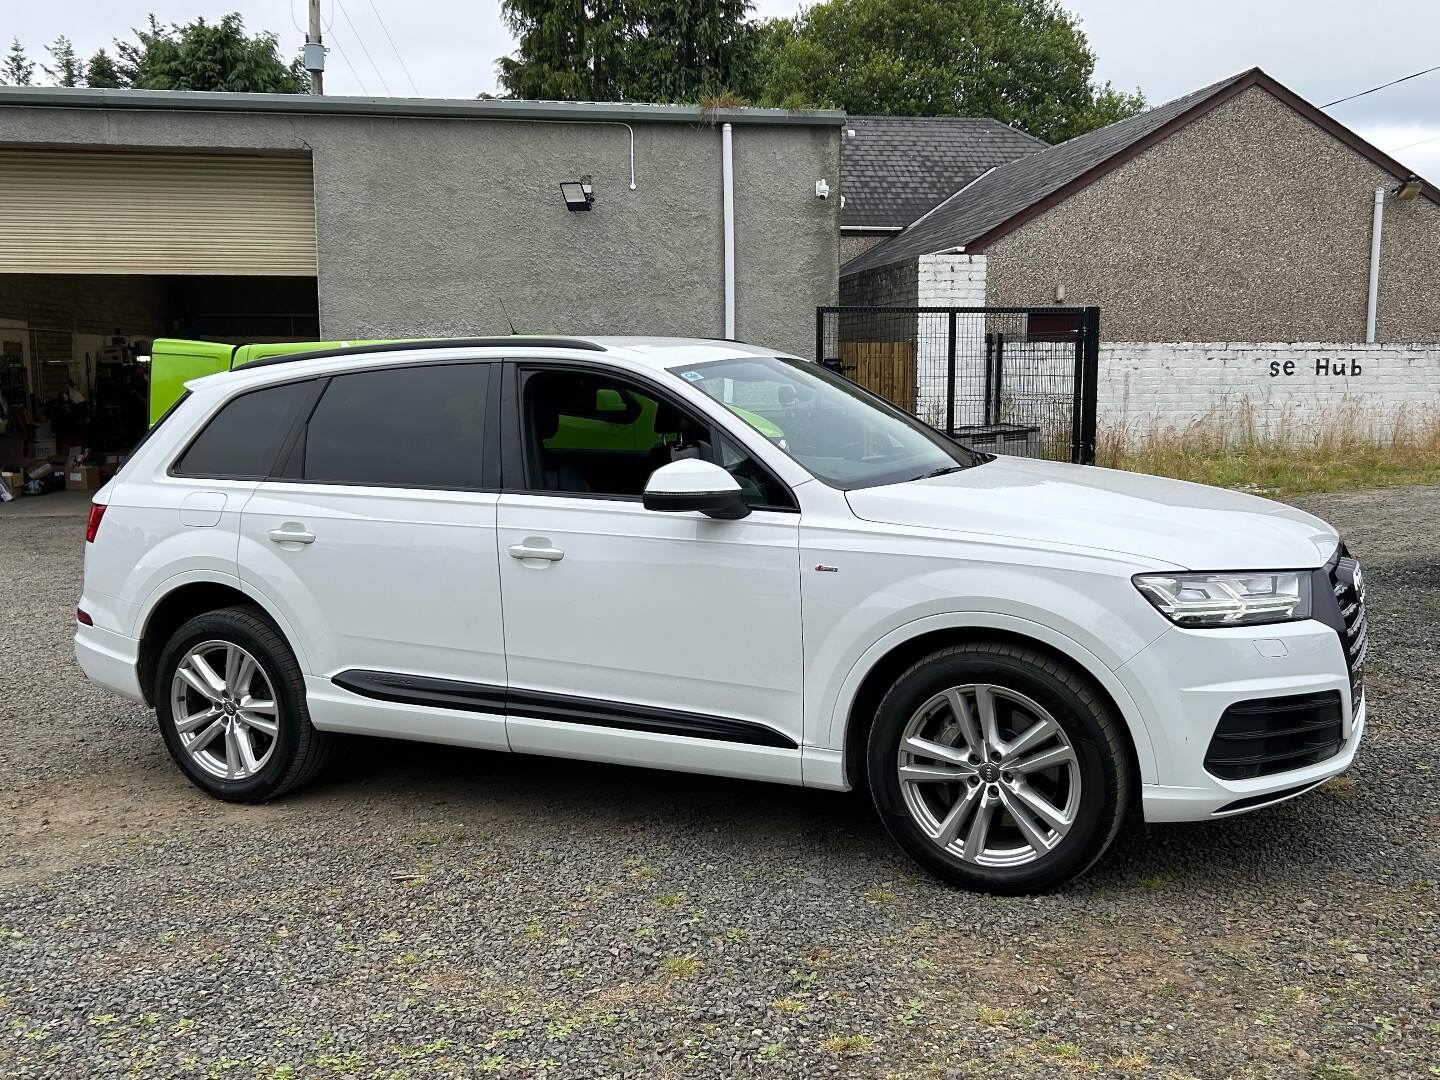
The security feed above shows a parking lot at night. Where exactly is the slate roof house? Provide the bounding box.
[842,68,1440,344]
[839,115,1044,264]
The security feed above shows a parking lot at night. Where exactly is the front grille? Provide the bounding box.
[1329,550,1367,712]
[1204,691,1345,780]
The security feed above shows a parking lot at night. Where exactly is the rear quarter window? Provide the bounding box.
[172,381,315,479]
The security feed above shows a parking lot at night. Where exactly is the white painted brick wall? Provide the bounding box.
[1098,342,1440,444]
[916,254,986,423]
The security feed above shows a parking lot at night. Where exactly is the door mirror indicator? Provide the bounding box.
[643,459,750,520]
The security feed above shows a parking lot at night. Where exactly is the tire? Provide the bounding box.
[155,606,332,803]
[867,641,1131,894]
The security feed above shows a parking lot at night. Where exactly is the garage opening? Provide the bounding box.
[0,148,318,500]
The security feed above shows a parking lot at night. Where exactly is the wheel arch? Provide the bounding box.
[833,615,1155,796]
[136,575,307,706]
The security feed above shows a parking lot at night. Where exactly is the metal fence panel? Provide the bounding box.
[816,305,1100,464]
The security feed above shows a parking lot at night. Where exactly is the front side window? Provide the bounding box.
[520,368,793,508]
[300,364,487,489]
[671,356,984,490]
[173,381,313,479]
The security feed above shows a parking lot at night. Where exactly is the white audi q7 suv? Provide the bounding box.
[75,337,1367,893]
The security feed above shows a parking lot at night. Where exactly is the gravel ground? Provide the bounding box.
[0,488,1437,1080]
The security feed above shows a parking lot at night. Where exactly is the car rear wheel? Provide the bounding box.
[155,606,332,802]
[868,641,1131,894]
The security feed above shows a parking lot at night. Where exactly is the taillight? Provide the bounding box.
[85,503,106,543]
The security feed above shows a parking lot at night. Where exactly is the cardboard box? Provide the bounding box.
[66,465,102,491]
[0,470,22,500]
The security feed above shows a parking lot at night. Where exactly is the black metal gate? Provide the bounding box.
[814,306,1100,464]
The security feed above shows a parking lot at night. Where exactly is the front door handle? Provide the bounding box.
[508,541,564,562]
[268,525,316,545]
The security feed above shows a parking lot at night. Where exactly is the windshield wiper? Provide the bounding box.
[910,465,968,482]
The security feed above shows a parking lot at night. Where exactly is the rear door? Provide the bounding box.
[238,361,508,750]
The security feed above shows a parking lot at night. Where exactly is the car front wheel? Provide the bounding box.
[867,641,1132,894]
[155,606,332,803]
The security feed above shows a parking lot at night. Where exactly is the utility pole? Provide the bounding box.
[304,0,325,95]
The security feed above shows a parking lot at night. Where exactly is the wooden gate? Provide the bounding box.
[841,341,916,413]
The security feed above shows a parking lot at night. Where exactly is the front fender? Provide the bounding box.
[818,611,1159,786]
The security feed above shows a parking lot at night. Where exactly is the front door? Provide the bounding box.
[238,361,508,750]
[496,362,805,782]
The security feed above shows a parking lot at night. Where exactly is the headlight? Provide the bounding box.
[1133,571,1312,627]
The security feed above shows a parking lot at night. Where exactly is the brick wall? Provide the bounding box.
[1098,341,1440,444]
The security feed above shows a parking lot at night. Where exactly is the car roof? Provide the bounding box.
[185,336,803,395]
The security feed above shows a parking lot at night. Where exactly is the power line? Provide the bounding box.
[1322,64,1440,108]
[335,0,392,96]
[326,24,371,95]
[1391,131,1440,153]
[365,0,420,96]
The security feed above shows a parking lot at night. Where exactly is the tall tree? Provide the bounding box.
[499,0,757,103]
[85,49,124,88]
[43,35,83,87]
[2,38,36,85]
[115,13,308,93]
[754,0,1143,141]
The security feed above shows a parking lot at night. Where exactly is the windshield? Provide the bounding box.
[670,356,985,490]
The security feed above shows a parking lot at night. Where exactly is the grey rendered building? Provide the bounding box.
[0,88,842,380]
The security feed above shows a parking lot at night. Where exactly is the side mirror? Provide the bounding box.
[643,459,751,520]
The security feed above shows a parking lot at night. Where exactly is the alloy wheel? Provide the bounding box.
[170,640,280,781]
[896,683,1081,867]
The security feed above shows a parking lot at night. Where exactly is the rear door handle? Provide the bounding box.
[268,526,316,545]
[508,542,564,562]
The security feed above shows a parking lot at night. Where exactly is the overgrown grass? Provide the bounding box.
[1095,399,1440,497]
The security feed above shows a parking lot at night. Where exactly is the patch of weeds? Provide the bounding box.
[771,997,806,1013]
[267,1067,298,1080]
[306,1050,365,1072]
[662,954,699,978]
[1255,1011,1278,1026]
[1321,775,1358,797]
[1110,1054,1150,1073]
[759,1044,785,1061]
[724,928,747,942]
[821,1034,874,1055]
[977,1006,1013,1026]
[654,893,684,910]
[523,921,545,942]
[477,1055,507,1073]
[864,888,897,904]
[87,1014,120,1027]
[1139,873,1175,890]
[896,999,923,1025]
[630,865,657,882]
[1047,1041,1082,1059]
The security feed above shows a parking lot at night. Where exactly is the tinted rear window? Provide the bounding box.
[301,364,487,489]
[173,382,312,478]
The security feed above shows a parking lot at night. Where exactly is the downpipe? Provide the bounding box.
[722,121,736,340]
[1365,187,1383,344]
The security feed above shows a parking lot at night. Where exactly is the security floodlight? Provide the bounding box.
[560,180,594,211]
[1395,174,1423,201]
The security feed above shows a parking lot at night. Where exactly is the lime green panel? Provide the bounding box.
[232,339,393,367]
[148,339,234,425]
[545,394,660,452]
[729,405,784,440]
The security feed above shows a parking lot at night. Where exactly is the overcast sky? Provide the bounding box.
[12,0,1440,178]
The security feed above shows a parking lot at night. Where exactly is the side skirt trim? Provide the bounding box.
[332,670,798,750]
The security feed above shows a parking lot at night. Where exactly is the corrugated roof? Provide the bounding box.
[840,115,1045,229]
[843,71,1254,273]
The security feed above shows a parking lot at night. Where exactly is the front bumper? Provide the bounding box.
[1118,618,1363,822]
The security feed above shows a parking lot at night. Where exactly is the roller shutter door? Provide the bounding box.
[0,149,316,276]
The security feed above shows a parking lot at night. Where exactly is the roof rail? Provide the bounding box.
[235,336,606,370]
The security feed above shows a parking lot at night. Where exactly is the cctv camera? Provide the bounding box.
[815,179,830,199]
